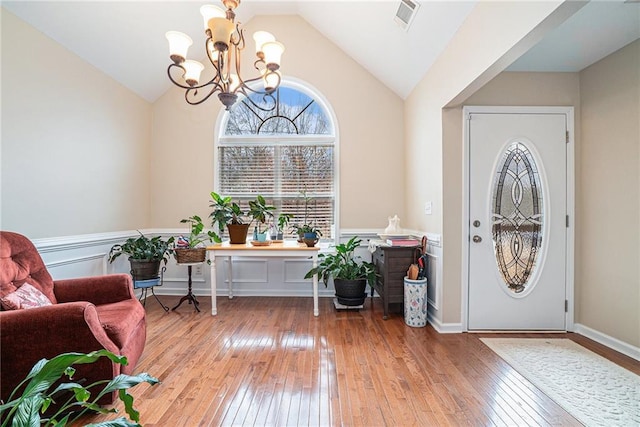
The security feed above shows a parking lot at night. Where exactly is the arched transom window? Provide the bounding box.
[216,81,337,240]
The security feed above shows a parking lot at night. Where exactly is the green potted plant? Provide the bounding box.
[294,224,323,247]
[0,349,157,426]
[248,195,276,242]
[304,236,376,306]
[276,213,293,240]
[175,215,219,263]
[209,192,276,244]
[209,191,247,244]
[290,190,323,243]
[108,232,174,281]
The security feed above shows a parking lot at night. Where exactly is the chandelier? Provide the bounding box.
[165,0,285,110]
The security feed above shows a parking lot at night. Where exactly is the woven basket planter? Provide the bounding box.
[175,248,206,264]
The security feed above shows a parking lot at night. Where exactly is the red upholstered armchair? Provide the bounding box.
[0,231,146,404]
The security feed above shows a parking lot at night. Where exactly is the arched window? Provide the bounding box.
[215,80,337,240]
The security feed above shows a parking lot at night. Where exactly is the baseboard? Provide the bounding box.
[574,323,640,361]
[427,313,463,333]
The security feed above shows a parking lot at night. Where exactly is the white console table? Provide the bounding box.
[206,241,320,316]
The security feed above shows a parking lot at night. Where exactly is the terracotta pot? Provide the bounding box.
[227,223,250,244]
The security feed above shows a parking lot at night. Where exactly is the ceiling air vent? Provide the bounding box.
[394,0,420,31]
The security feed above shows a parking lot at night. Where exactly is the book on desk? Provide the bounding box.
[386,238,420,247]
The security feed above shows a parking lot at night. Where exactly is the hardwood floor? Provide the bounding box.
[75,296,639,426]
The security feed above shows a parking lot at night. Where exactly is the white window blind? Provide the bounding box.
[216,84,336,239]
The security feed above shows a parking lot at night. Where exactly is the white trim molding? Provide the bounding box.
[575,323,640,362]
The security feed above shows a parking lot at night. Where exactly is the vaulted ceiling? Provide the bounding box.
[3,1,639,103]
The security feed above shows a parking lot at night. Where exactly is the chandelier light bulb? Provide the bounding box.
[166,31,193,64]
[182,60,205,86]
[200,5,226,31]
[253,31,275,57]
[209,17,235,51]
[262,41,285,71]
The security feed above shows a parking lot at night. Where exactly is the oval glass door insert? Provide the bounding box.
[491,141,543,294]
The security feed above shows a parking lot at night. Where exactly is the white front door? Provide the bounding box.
[467,110,568,330]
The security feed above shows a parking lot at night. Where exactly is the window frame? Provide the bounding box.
[214,78,340,244]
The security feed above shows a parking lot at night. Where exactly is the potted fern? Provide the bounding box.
[304,236,376,306]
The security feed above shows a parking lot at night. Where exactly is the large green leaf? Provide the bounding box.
[84,417,142,427]
[101,373,159,395]
[10,395,43,427]
[22,351,126,400]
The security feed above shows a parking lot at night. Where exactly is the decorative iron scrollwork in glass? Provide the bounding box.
[492,141,543,294]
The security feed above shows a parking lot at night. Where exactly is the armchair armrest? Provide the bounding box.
[54,273,135,305]
[0,302,120,402]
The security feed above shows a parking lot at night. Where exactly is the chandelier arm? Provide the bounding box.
[205,39,221,74]
[253,58,266,72]
[184,86,220,105]
[167,64,226,93]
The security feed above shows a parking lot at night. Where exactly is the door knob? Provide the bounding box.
[473,220,481,227]
[472,235,482,243]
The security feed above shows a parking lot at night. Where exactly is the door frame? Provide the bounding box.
[461,106,575,332]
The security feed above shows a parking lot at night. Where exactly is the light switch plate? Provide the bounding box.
[424,201,432,215]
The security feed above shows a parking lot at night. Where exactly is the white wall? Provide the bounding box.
[1,9,151,239]
[150,15,405,232]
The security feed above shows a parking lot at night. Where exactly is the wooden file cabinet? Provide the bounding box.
[371,245,420,319]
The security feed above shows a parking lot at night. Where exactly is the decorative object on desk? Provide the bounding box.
[277,212,293,240]
[269,223,277,241]
[250,240,272,246]
[175,215,218,263]
[384,214,402,235]
[256,231,268,242]
[165,0,284,111]
[209,191,275,244]
[291,190,323,242]
[0,350,158,427]
[303,235,319,247]
[304,236,376,306]
[248,194,276,237]
[294,224,322,243]
[108,231,174,280]
[209,191,248,244]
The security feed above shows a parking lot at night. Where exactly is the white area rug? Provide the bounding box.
[481,338,640,427]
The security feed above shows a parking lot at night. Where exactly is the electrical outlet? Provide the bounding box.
[194,264,203,276]
[424,201,432,215]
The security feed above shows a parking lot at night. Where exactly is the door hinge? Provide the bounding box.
[566,131,570,143]
[566,215,569,228]
[565,300,569,312]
